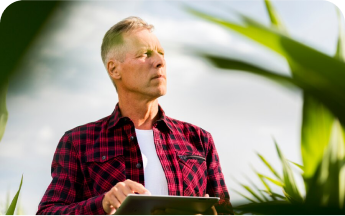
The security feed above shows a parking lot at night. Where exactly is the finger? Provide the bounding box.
[114,188,127,204]
[125,179,151,195]
[204,194,209,197]
[108,193,121,210]
[119,183,134,196]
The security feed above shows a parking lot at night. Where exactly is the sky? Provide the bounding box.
[0,0,342,214]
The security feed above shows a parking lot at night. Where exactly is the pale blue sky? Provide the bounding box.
[0,1,341,214]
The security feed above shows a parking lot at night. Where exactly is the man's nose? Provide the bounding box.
[153,52,165,68]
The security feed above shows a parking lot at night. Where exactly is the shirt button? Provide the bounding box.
[130,136,135,141]
[102,156,106,160]
[136,163,142,168]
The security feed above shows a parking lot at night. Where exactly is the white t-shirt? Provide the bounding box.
[135,129,169,195]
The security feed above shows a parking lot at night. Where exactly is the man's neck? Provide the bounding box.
[118,96,159,130]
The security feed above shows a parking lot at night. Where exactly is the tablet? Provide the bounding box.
[114,194,219,215]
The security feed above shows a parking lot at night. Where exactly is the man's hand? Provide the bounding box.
[151,194,217,215]
[102,179,151,215]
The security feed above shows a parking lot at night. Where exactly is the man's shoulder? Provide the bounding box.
[165,116,211,137]
[63,115,111,138]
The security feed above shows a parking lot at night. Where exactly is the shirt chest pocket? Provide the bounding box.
[85,153,126,196]
[176,152,208,196]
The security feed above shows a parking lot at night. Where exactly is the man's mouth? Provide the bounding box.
[152,75,165,80]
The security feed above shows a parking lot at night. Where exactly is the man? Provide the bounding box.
[37,16,233,215]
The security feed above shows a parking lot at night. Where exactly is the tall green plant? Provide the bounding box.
[5,175,23,215]
[188,0,345,214]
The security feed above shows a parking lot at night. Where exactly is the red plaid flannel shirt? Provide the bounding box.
[37,104,233,214]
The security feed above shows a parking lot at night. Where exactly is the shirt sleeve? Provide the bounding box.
[36,132,106,215]
[205,132,234,215]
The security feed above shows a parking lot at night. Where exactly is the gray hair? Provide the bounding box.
[101,16,154,65]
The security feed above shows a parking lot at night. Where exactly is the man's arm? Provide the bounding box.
[37,132,106,215]
[204,132,234,215]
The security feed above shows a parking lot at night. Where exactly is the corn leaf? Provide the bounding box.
[260,190,286,200]
[305,120,345,207]
[256,153,282,181]
[0,80,9,142]
[189,8,345,126]
[187,7,288,56]
[288,160,304,171]
[243,174,269,202]
[301,94,334,184]
[232,189,258,203]
[240,184,265,203]
[258,173,284,187]
[335,7,345,62]
[6,175,23,215]
[251,166,272,191]
[274,140,303,203]
[264,0,286,32]
[280,36,345,125]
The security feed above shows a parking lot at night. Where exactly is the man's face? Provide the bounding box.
[115,29,167,99]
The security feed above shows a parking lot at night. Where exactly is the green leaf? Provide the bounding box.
[203,54,297,91]
[189,7,345,126]
[335,7,345,62]
[251,166,273,193]
[6,175,23,215]
[288,160,304,171]
[0,80,9,142]
[280,36,345,126]
[243,174,270,202]
[232,189,258,203]
[274,140,303,204]
[258,173,284,187]
[305,120,345,208]
[260,190,286,200]
[264,0,286,32]
[257,153,282,181]
[301,95,334,183]
[240,184,265,203]
[187,7,287,56]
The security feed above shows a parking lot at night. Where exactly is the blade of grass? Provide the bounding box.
[335,7,345,62]
[260,190,286,200]
[6,175,23,215]
[264,0,286,32]
[243,173,270,202]
[240,184,265,203]
[257,153,282,181]
[274,140,303,204]
[258,173,284,187]
[232,189,258,203]
[288,160,304,171]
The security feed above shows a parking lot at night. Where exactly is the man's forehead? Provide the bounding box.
[124,29,162,49]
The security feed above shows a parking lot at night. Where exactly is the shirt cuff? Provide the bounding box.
[88,193,107,215]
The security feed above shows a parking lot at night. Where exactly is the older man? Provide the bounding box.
[37,17,233,215]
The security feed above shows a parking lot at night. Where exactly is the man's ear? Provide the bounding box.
[107,59,121,80]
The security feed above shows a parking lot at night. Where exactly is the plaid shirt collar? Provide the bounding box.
[107,103,173,133]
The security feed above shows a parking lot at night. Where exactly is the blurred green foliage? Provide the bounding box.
[189,0,345,214]
[0,1,60,141]
[0,2,59,213]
